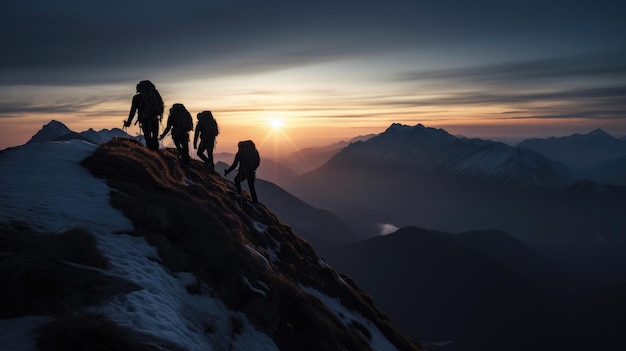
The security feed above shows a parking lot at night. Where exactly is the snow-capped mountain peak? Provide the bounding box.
[25,120,134,146]
[333,123,572,188]
[26,120,72,144]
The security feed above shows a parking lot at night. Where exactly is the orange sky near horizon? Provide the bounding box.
[1,62,625,156]
[3,105,625,159]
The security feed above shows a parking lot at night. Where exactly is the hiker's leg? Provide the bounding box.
[234,172,243,194]
[174,134,190,164]
[140,121,152,149]
[207,138,215,170]
[196,142,209,163]
[143,118,159,150]
[173,135,183,153]
[247,172,258,204]
[179,133,190,164]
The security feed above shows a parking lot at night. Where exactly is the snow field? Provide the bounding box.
[0,140,279,351]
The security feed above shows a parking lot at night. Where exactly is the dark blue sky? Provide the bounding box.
[1,0,625,150]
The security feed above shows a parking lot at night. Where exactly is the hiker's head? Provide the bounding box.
[197,111,214,120]
[136,80,155,93]
[238,141,245,150]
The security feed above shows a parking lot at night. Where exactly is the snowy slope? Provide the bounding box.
[0,140,278,351]
[0,137,418,351]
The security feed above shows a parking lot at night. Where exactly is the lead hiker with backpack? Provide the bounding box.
[160,103,193,165]
[224,140,261,205]
[124,80,164,151]
[193,111,219,173]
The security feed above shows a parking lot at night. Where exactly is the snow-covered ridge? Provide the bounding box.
[0,138,420,351]
[0,140,278,351]
[334,123,573,188]
[26,119,134,146]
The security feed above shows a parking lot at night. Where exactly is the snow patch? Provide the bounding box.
[300,286,399,351]
[242,277,268,298]
[246,244,273,271]
[252,220,268,233]
[377,223,399,236]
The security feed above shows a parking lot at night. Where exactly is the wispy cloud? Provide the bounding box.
[396,54,626,86]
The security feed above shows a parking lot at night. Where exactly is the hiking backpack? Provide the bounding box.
[198,111,219,138]
[240,140,260,171]
[170,103,193,131]
[137,80,164,118]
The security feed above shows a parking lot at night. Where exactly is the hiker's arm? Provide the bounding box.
[225,154,240,175]
[125,95,139,127]
[193,128,200,148]
[160,124,171,139]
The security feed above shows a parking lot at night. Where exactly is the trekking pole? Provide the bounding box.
[123,120,132,141]
[137,121,143,145]
[157,117,162,149]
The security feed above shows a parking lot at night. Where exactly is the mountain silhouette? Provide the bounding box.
[289,123,626,242]
[26,120,73,144]
[324,227,549,351]
[327,123,573,188]
[252,178,363,248]
[518,128,626,171]
[26,119,133,145]
[323,226,626,351]
[283,134,377,175]
[0,137,420,351]
[580,154,626,186]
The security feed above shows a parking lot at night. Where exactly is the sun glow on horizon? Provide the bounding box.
[268,117,284,130]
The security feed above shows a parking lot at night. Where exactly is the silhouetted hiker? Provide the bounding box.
[193,111,219,173]
[224,140,260,205]
[160,103,193,165]
[124,80,164,151]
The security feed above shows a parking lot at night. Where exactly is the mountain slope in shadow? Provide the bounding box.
[324,226,626,351]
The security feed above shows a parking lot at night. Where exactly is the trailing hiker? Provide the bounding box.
[224,140,260,205]
[124,80,164,151]
[193,111,219,173]
[160,103,193,165]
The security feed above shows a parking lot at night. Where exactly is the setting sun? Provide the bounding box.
[268,117,284,130]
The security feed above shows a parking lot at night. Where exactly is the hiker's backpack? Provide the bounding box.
[137,80,164,118]
[198,111,219,138]
[170,103,193,131]
[240,140,260,171]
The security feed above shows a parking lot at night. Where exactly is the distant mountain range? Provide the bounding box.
[517,129,626,186]
[517,128,626,171]
[27,119,133,145]
[279,134,377,175]
[289,123,626,241]
[323,123,574,188]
